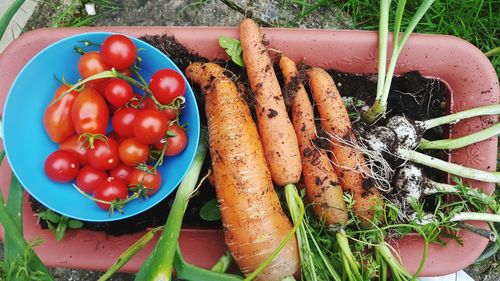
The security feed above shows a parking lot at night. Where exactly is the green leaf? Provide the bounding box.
[218,36,245,67]
[200,199,221,221]
[45,210,61,224]
[67,219,83,229]
[55,222,67,241]
[5,174,24,263]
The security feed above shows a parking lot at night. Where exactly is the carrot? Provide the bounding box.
[185,62,300,281]
[239,18,302,186]
[308,67,382,224]
[279,56,348,226]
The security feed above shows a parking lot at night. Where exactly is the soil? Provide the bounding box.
[29,35,450,236]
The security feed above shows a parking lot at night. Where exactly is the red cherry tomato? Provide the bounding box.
[101,34,137,70]
[118,138,149,166]
[143,97,178,121]
[43,85,78,143]
[129,168,162,196]
[78,51,111,79]
[163,124,188,156]
[133,109,168,144]
[104,79,134,107]
[112,107,139,138]
[59,135,88,165]
[87,138,120,170]
[149,69,186,105]
[109,163,133,183]
[44,150,79,183]
[93,177,128,210]
[76,166,107,194]
[71,87,109,135]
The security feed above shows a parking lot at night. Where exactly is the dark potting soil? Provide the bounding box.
[30,35,449,236]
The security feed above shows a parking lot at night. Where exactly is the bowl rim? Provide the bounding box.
[1,31,200,222]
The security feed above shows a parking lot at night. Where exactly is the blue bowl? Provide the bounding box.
[2,32,200,222]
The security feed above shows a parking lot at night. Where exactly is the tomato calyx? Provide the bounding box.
[78,133,108,149]
[128,180,154,200]
[135,162,159,175]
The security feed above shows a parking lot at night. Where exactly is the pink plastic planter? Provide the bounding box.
[0,27,498,277]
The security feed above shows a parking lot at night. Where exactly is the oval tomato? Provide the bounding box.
[163,124,188,156]
[59,135,89,165]
[87,138,120,170]
[101,34,137,70]
[149,69,186,105]
[71,87,109,135]
[112,107,139,138]
[105,79,134,107]
[133,109,168,144]
[129,168,162,196]
[76,166,107,194]
[118,138,149,166]
[93,177,128,210]
[44,150,79,183]
[109,163,133,183]
[78,51,111,79]
[43,85,78,143]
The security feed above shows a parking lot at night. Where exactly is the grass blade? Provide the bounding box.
[4,174,24,262]
[0,0,25,41]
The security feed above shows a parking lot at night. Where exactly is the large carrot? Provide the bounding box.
[308,67,382,224]
[185,62,300,281]
[279,56,348,226]
[239,18,302,186]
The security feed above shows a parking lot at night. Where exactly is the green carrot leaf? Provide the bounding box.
[219,36,245,67]
[200,199,221,221]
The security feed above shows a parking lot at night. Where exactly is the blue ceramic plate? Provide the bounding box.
[2,32,200,222]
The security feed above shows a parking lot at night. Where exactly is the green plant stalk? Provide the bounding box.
[284,184,316,281]
[421,104,500,129]
[5,174,24,263]
[451,212,500,223]
[135,133,207,281]
[420,122,500,150]
[375,0,390,107]
[0,191,53,280]
[485,47,500,57]
[242,189,305,281]
[0,0,25,41]
[336,230,362,281]
[458,222,497,241]
[422,179,491,200]
[174,244,243,281]
[98,226,163,281]
[397,148,500,183]
[211,251,233,273]
[375,243,413,280]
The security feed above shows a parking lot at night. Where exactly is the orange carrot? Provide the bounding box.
[185,62,300,281]
[280,56,348,226]
[308,67,382,224]
[239,18,302,187]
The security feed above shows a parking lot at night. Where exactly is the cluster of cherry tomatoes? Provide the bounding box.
[43,34,188,212]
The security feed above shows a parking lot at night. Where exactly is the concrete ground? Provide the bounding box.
[0,0,497,280]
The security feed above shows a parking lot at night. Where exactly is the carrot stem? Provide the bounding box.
[422,104,500,129]
[420,122,500,150]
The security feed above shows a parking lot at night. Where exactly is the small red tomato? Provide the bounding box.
[143,97,178,121]
[78,51,111,79]
[104,79,134,107]
[44,150,79,183]
[128,94,144,109]
[133,109,168,144]
[149,69,186,105]
[76,166,107,194]
[71,87,109,136]
[59,135,89,165]
[109,163,133,183]
[88,138,120,170]
[101,34,137,70]
[112,107,139,138]
[118,138,149,166]
[93,177,128,210]
[43,85,78,143]
[129,168,162,196]
[164,124,188,156]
